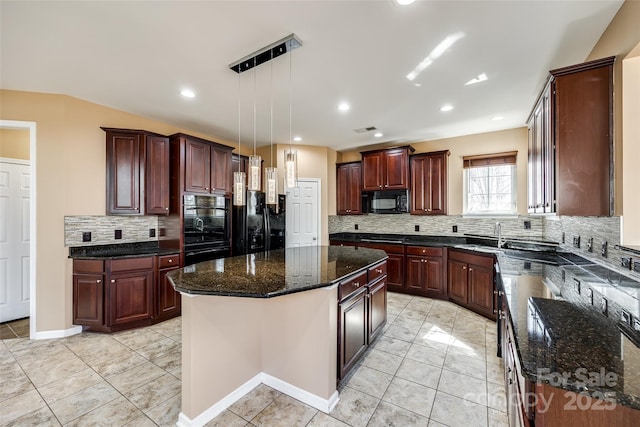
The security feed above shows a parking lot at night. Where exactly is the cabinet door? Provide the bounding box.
[533,102,544,213]
[427,153,447,215]
[467,265,495,319]
[541,84,554,213]
[106,132,143,214]
[157,267,181,319]
[211,146,231,194]
[527,120,536,213]
[386,254,405,292]
[347,163,362,214]
[368,279,387,344]
[362,152,384,191]
[405,256,426,293]
[185,139,211,193]
[108,270,154,325]
[336,164,351,214]
[410,156,427,213]
[384,149,409,189]
[145,135,170,214]
[73,274,104,327]
[424,256,445,298]
[448,260,468,304]
[338,288,368,379]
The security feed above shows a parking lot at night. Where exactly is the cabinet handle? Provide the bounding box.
[96,280,101,284]
[508,367,512,373]
[111,279,116,283]
[509,378,513,385]
[376,269,382,273]
[427,209,431,212]
[354,282,360,287]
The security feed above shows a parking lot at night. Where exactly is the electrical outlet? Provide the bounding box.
[524,220,531,230]
[562,269,566,282]
[601,297,608,316]
[82,232,91,242]
[622,257,632,269]
[587,288,594,305]
[634,261,640,273]
[634,319,640,331]
[573,236,581,248]
[573,278,581,295]
[524,261,531,270]
[452,225,458,233]
[587,238,593,252]
[415,225,420,232]
[149,228,156,238]
[562,232,565,244]
[114,229,122,240]
[601,241,608,257]
[621,310,632,326]
[354,224,359,230]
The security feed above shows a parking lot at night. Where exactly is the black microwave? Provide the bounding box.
[366,190,408,214]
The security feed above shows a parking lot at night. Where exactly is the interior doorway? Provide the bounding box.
[0,120,36,338]
[285,178,321,248]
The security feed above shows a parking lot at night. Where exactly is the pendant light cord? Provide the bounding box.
[289,40,293,151]
[270,59,273,168]
[253,58,257,156]
[238,69,242,173]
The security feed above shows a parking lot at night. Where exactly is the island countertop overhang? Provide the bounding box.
[167,245,388,298]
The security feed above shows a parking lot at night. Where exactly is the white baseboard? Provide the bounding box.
[176,372,339,427]
[32,325,82,340]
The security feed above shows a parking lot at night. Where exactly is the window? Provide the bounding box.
[463,152,517,215]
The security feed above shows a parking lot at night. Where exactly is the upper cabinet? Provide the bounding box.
[527,56,614,216]
[171,133,233,195]
[361,146,414,191]
[336,162,362,215]
[103,128,170,215]
[410,150,449,215]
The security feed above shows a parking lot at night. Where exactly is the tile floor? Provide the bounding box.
[0,293,508,426]
[0,317,30,339]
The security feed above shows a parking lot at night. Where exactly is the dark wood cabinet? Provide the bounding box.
[103,128,170,215]
[410,151,449,215]
[357,242,404,291]
[361,146,414,191]
[156,254,181,320]
[73,261,104,327]
[448,249,496,320]
[336,162,362,215]
[404,246,445,298]
[368,278,387,343]
[109,269,154,325]
[527,56,614,216]
[338,287,368,379]
[184,139,211,194]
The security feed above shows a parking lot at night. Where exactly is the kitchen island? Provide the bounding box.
[168,245,388,427]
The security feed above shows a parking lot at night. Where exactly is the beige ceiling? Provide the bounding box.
[0,0,623,151]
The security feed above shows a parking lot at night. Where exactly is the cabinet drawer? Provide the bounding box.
[158,254,180,269]
[368,261,387,283]
[110,256,155,272]
[406,246,443,257]
[358,242,404,255]
[448,249,494,268]
[73,259,104,274]
[339,270,368,301]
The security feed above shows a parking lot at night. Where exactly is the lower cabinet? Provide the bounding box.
[405,246,445,298]
[357,242,404,291]
[72,254,182,332]
[447,249,496,320]
[338,260,387,381]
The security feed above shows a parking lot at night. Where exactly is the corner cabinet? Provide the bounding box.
[527,56,614,216]
[410,150,449,215]
[103,128,170,215]
[447,249,496,320]
[338,260,387,381]
[361,146,414,191]
[405,246,446,298]
[336,162,362,215]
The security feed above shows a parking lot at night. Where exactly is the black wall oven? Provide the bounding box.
[183,195,230,265]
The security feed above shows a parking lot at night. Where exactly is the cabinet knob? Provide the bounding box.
[463,266,467,270]
[111,279,116,283]
[509,378,513,385]
[354,282,360,287]
[96,279,101,284]
[165,207,169,211]
[168,259,173,263]
[427,209,431,212]
[376,269,382,273]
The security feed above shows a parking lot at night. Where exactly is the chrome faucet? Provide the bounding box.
[494,222,505,248]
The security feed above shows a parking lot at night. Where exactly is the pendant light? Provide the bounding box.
[284,37,298,189]
[265,60,279,207]
[233,71,246,206]
[248,58,262,191]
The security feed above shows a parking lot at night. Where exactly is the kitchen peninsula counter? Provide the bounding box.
[168,245,387,427]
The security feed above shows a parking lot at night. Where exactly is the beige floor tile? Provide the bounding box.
[405,343,446,368]
[90,351,148,377]
[361,348,403,376]
[488,407,509,426]
[204,409,250,427]
[381,377,436,418]
[405,299,434,315]
[428,421,448,427]
[113,327,167,350]
[153,350,181,371]
[345,365,393,399]
[329,386,379,427]
[437,369,487,406]
[371,335,412,358]
[145,393,181,425]
[123,414,159,427]
[48,381,120,424]
[443,353,487,381]
[229,383,281,421]
[367,401,430,427]
[414,328,452,352]
[430,391,488,427]
[151,317,182,337]
[125,373,181,412]
[65,395,144,427]
[169,366,182,380]
[23,355,88,388]
[37,368,104,404]
[0,389,47,425]
[107,361,166,394]
[137,337,180,362]
[384,324,420,342]
[251,394,317,427]
[1,405,60,427]
[76,339,136,366]
[0,363,34,402]
[11,342,71,372]
[395,358,442,389]
[487,381,508,412]
[448,338,486,360]
[307,411,350,427]
[486,362,505,385]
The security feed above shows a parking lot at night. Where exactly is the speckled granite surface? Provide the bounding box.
[69,241,180,259]
[498,252,640,410]
[168,245,387,298]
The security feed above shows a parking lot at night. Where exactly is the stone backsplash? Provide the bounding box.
[64,215,158,247]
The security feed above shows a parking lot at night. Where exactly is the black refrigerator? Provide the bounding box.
[232,191,286,255]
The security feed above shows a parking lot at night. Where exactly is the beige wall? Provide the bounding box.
[0,89,237,333]
[337,128,529,215]
[0,128,30,159]
[622,49,640,244]
[587,0,640,215]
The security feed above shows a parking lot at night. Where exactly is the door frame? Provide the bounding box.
[285,178,321,247]
[1,120,36,339]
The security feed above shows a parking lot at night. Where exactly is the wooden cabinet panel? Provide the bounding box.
[448,249,495,319]
[339,270,368,301]
[405,256,425,293]
[362,152,384,191]
[468,265,494,318]
[108,270,154,325]
[211,146,231,194]
[337,162,362,214]
[145,135,170,214]
[386,254,405,292]
[339,288,368,379]
[424,257,445,298]
[73,274,104,327]
[448,259,468,304]
[384,149,409,189]
[410,151,449,215]
[106,132,143,214]
[184,139,211,193]
[368,279,387,343]
[157,267,181,319]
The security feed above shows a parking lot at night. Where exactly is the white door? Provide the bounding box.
[285,179,320,248]
[0,159,31,322]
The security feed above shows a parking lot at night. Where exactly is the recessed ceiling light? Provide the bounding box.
[396,0,415,5]
[374,132,383,138]
[293,136,302,142]
[440,105,454,112]
[338,102,350,112]
[180,88,195,98]
[492,116,504,121]
[414,83,422,87]
[465,73,488,85]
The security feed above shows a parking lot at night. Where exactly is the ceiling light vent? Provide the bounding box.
[354,126,377,134]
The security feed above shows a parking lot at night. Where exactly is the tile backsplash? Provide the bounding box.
[64,215,158,246]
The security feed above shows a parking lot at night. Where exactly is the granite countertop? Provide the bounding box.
[168,245,387,298]
[69,241,181,259]
[497,252,640,410]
